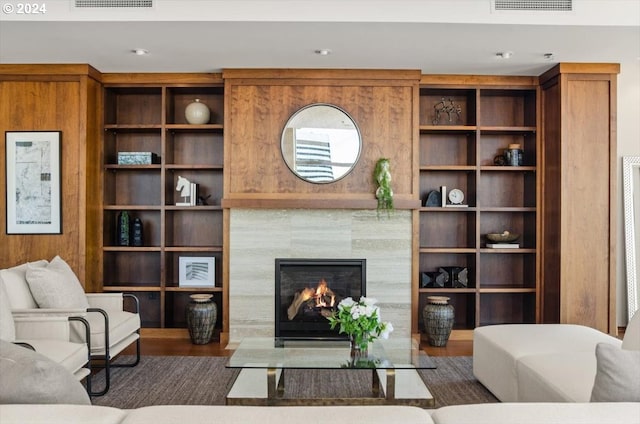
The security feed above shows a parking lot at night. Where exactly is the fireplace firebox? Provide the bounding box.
[275,258,366,340]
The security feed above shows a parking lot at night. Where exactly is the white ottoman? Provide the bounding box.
[472,324,621,402]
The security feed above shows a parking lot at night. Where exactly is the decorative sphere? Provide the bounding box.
[185,99,210,124]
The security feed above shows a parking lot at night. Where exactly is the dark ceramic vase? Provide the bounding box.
[186,294,217,345]
[422,296,454,347]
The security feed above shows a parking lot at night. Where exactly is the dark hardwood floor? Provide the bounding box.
[124,337,473,357]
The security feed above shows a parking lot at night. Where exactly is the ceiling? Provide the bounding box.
[0,1,638,76]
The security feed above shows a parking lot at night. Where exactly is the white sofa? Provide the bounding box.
[473,312,640,403]
[1,403,639,424]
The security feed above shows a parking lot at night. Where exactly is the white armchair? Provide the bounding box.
[0,278,92,391]
[0,257,141,396]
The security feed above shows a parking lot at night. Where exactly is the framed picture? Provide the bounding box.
[5,131,62,234]
[179,256,215,287]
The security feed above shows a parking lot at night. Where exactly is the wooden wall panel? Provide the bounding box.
[224,70,420,206]
[0,66,102,289]
[540,63,618,333]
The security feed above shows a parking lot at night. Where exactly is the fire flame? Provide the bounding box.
[314,279,335,308]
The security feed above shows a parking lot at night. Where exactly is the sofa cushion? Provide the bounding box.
[517,351,596,402]
[25,256,89,309]
[473,324,621,402]
[122,405,434,424]
[0,260,47,309]
[431,402,640,424]
[0,405,127,424]
[622,310,640,351]
[591,342,640,402]
[0,340,90,405]
[0,277,16,341]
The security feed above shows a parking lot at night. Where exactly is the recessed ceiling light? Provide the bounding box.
[496,51,513,59]
[314,49,332,56]
[132,48,149,56]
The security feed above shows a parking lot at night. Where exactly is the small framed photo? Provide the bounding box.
[5,131,62,234]
[179,256,215,287]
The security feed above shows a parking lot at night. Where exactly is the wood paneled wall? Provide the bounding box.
[540,63,619,333]
[0,65,102,291]
[222,69,421,208]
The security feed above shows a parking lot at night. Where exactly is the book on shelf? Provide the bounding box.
[486,243,520,249]
[440,185,446,207]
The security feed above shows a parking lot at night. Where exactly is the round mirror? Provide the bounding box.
[281,103,362,184]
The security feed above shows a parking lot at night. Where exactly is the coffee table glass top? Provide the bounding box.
[227,337,436,370]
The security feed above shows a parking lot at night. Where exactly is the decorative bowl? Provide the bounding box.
[486,232,520,243]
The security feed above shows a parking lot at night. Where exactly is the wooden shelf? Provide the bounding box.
[102,82,225,330]
[417,83,539,331]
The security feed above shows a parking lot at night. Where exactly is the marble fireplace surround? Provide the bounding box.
[228,208,412,344]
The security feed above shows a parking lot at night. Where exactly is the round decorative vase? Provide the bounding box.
[186,294,217,344]
[422,296,454,347]
[184,99,210,124]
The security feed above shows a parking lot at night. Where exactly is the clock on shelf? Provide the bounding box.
[448,188,464,205]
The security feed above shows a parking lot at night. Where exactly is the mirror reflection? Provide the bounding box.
[281,103,362,183]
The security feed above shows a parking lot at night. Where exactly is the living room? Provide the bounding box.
[1,1,639,422]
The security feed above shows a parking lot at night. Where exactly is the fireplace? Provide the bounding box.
[275,258,366,341]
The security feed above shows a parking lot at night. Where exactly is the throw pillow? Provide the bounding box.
[622,310,640,351]
[0,277,16,341]
[0,340,90,405]
[25,256,89,309]
[0,260,48,309]
[590,342,640,402]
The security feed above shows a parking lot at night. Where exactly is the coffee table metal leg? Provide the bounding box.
[277,368,285,397]
[372,369,380,396]
[267,368,278,399]
[385,369,396,400]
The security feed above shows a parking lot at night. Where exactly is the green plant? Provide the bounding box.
[326,296,394,351]
[374,158,394,217]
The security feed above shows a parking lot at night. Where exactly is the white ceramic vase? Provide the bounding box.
[185,99,210,124]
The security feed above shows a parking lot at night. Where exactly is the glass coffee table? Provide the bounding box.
[225,337,436,408]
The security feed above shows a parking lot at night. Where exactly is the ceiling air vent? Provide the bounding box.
[494,0,572,11]
[74,0,153,7]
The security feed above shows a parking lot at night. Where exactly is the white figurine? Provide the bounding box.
[176,175,191,206]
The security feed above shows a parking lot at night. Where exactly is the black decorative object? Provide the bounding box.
[186,294,217,345]
[439,266,469,288]
[117,211,130,246]
[421,270,449,288]
[424,190,441,207]
[132,218,143,247]
[423,296,455,347]
[197,194,211,206]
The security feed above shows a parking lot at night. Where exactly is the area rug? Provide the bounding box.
[92,355,497,409]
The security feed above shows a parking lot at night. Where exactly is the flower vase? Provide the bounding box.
[422,296,454,347]
[349,335,368,358]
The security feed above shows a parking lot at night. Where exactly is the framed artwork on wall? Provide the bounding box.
[179,256,215,287]
[5,131,62,234]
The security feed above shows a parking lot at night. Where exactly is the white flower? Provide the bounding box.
[339,297,355,309]
[361,296,378,306]
[379,322,394,339]
[350,306,362,320]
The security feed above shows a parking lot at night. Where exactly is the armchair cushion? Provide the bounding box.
[0,276,16,341]
[75,310,141,354]
[0,340,90,405]
[0,260,47,309]
[25,256,89,309]
[590,342,640,402]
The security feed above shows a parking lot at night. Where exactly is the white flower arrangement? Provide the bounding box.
[326,296,394,351]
